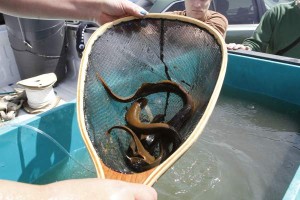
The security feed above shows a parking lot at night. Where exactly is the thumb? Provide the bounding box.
[133,185,157,200]
[114,183,157,200]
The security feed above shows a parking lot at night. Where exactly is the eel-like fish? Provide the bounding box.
[97,72,195,171]
[125,97,182,151]
[107,125,164,172]
[96,72,195,130]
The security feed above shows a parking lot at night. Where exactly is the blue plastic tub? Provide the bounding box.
[0,102,85,183]
[0,52,299,197]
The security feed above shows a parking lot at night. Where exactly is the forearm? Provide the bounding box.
[0,179,110,200]
[0,179,157,200]
[0,180,48,200]
[242,8,275,52]
[0,0,102,21]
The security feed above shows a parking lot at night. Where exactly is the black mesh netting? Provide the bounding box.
[82,18,223,174]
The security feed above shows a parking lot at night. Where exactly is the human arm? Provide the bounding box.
[206,11,228,38]
[239,8,276,52]
[0,0,147,25]
[0,178,157,200]
[227,9,276,51]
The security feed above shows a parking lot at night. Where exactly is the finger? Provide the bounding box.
[97,13,122,25]
[121,0,148,17]
[245,46,252,51]
[226,43,236,50]
[133,185,157,200]
[233,44,245,50]
[110,184,157,200]
[232,44,242,50]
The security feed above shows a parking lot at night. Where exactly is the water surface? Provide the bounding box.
[35,86,300,199]
[34,148,96,184]
[154,86,300,200]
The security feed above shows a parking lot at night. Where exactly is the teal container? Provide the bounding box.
[0,102,85,182]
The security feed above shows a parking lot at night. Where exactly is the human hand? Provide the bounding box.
[227,43,252,51]
[95,0,148,25]
[46,178,157,200]
[0,178,157,200]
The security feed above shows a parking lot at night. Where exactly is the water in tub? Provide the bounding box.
[34,85,300,200]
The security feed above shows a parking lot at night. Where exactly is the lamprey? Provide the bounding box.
[97,72,195,172]
[96,72,195,129]
[107,125,164,172]
[96,72,194,106]
[125,98,182,151]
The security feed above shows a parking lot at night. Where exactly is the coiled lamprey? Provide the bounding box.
[96,73,195,172]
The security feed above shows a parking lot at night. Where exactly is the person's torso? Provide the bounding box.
[267,3,300,58]
[172,10,227,38]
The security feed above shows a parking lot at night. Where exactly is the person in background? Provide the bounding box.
[227,0,300,59]
[172,0,228,38]
[0,0,157,199]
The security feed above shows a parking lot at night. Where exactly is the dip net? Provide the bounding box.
[78,15,227,176]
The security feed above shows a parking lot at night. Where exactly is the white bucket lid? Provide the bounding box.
[17,73,57,90]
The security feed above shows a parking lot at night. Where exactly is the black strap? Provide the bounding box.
[276,35,300,56]
[76,22,98,58]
